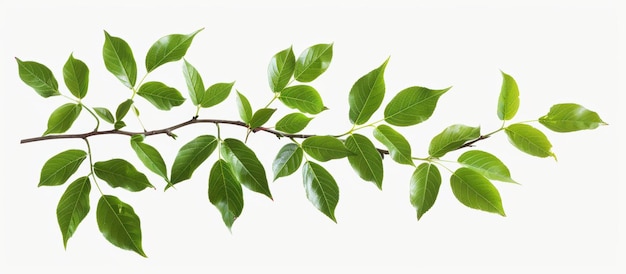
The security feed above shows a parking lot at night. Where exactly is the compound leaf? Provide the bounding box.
[39,149,87,187]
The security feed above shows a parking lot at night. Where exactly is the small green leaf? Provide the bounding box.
[410,163,441,220]
[497,71,520,121]
[268,46,295,92]
[450,168,506,216]
[294,43,333,82]
[137,82,186,111]
[114,121,127,130]
[94,107,115,124]
[221,138,272,199]
[62,54,89,99]
[170,135,218,186]
[249,108,276,129]
[103,31,137,89]
[302,136,353,162]
[273,143,304,181]
[39,149,87,187]
[373,125,413,166]
[145,28,203,72]
[56,176,90,248]
[458,150,517,183]
[505,123,555,158]
[275,113,313,134]
[182,59,205,106]
[94,159,154,192]
[279,85,325,114]
[44,103,82,135]
[201,82,234,108]
[115,99,133,121]
[208,159,244,230]
[236,91,253,124]
[428,124,480,158]
[131,136,169,185]
[384,86,450,126]
[302,161,339,222]
[345,134,384,189]
[16,58,60,98]
[348,58,388,125]
[538,103,607,132]
[97,195,146,257]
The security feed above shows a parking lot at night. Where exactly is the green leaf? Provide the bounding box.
[182,59,205,106]
[275,113,313,134]
[538,103,607,132]
[56,176,90,248]
[221,138,272,199]
[450,168,506,216]
[373,125,413,166]
[16,58,60,98]
[249,108,276,129]
[103,31,137,89]
[94,159,154,192]
[61,54,90,99]
[279,85,325,114]
[170,135,218,186]
[115,99,133,121]
[97,195,146,257]
[410,163,441,220]
[236,91,253,124]
[201,82,234,108]
[268,46,295,92]
[114,121,127,130]
[294,43,333,82]
[94,107,115,124]
[272,143,304,181]
[302,136,353,162]
[428,124,480,158]
[348,58,388,125]
[497,71,520,121]
[39,149,87,186]
[458,150,517,183]
[137,82,185,111]
[145,28,203,72]
[44,103,82,135]
[345,134,384,189]
[208,159,244,230]
[130,136,169,185]
[302,161,339,222]
[384,86,450,126]
[505,123,555,158]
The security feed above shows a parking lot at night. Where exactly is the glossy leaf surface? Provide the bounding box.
[249,108,276,129]
[373,125,413,165]
[94,107,115,124]
[145,29,202,72]
[44,103,82,135]
[170,135,218,186]
[505,124,555,158]
[384,86,449,126]
[275,113,313,134]
[410,163,441,220]
[183,59,205,105]
[279,85,325,114]
[115,99,133,121]
[63,54,89,99]
[268,46,295,92]
[16,58,60,98]
[348,59,388,125]
[236,91,253,124]
[137,82,185,111]
[497,71,520,121]
[302,161,339,222]
[538,103,606,132]
[294,43,333,82]
[221,138,272,199]
[56,176,90,248]
[428,124,480,158]
[450,168,506,216]
[201,82,234,108]
[39,149,87,187]
[130,135,169,184]
[345,134,383,189]
[458,150,516,183]
[208,159,244,230]
[94,159,154,192]
[272,143,303,181]
[97,195,146,257]
[302,136,352,162]
[103,31,137,89]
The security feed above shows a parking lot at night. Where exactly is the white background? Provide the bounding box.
[1,0,624,273]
